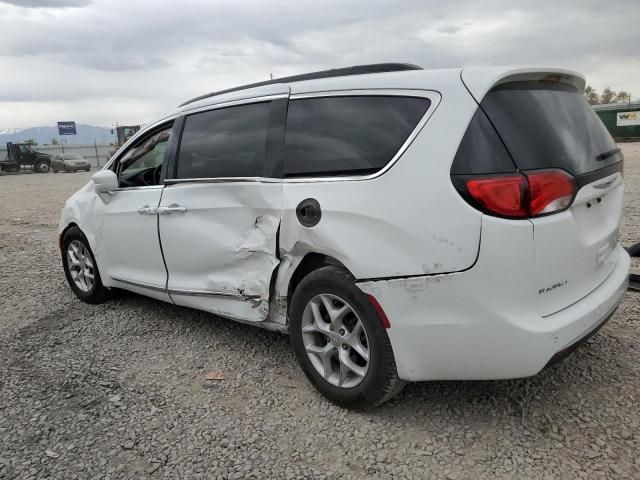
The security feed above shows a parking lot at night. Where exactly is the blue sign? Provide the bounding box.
[57,121,77,135]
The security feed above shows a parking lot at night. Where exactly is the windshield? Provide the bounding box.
[63,154,83,160]
[480,81,621,176]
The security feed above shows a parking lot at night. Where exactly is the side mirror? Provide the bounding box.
[91,170,118,193]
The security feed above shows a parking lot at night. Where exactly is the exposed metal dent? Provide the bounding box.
[168,287,262,306]
[169,213,281,319]
[269,241,336,327]
[209,309,289,333]
[111,278,287,333]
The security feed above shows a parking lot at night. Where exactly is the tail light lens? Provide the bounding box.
[525,170,576,216]
[466,174,528,218]
[458,169,577,219]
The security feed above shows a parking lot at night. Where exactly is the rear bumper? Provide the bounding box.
[542,307,615,369]
[357,245,629,382]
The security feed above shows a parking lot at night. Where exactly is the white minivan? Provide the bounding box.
[59,64,629,409]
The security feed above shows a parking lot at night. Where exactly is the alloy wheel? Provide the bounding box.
[67,240,95,292]
[301,294,370,388]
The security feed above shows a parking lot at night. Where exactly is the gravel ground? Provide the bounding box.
[0,146,639,480]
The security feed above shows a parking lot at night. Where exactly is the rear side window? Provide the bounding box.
[176,102,271,178]
[451,108,516,175]
[480,81,620,176]
[284,96,430,177]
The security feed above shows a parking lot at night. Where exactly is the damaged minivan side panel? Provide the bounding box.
[158,182,282,322]
[276,87,482,283]
[157,96,287,324]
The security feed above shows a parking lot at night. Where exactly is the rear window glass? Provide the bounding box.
[480,81,620,176]
[177,102,270,179]
[284,96,430,177]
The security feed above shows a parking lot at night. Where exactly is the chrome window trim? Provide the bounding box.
[179,93,290,117]
[166,89,440,185]
[165,177,279,185]
[113,185,165,192]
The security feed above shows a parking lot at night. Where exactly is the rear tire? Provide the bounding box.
[61,226,112,304]
[290,265,405,409]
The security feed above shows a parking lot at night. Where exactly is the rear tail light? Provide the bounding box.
[525,170,576,216]
[456,169,577,219]
[466,174,528,218]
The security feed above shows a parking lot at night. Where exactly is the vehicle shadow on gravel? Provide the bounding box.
[108,289,633,424]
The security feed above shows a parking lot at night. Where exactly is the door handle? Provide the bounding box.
[137,205,158,215]
[157,204,187,215]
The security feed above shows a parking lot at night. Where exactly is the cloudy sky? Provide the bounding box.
[1,0,639,129]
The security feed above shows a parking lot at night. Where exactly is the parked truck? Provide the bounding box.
[0,142,52,173]
[108,125,141,159]
[114,125,141,148]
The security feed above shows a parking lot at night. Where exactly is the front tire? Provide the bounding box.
[61,226,112,304]
[290,265,405,409]
[34,160,50,173]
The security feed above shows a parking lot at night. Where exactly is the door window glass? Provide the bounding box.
[176,102,271,179]
[118,127,171,188]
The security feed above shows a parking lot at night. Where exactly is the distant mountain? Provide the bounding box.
[0,124,116,146]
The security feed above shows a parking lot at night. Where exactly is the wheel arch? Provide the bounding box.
[286,252,349,312]
[58,221,79,250]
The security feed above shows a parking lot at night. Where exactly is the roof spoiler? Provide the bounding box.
[461,67,586,103]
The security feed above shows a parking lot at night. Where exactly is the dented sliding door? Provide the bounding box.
[157,96,287,322]
[158,181,282,321]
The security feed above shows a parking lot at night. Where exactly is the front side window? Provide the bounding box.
[284,96,430,177]
[176,101,271,179]
[118,126,172,188]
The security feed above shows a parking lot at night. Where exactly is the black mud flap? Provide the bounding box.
[629,273,640,293]
[625,242,640,257]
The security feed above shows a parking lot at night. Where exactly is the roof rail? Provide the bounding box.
[178,63,422,108]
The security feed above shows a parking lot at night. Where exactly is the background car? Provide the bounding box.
[52,153,91,173]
